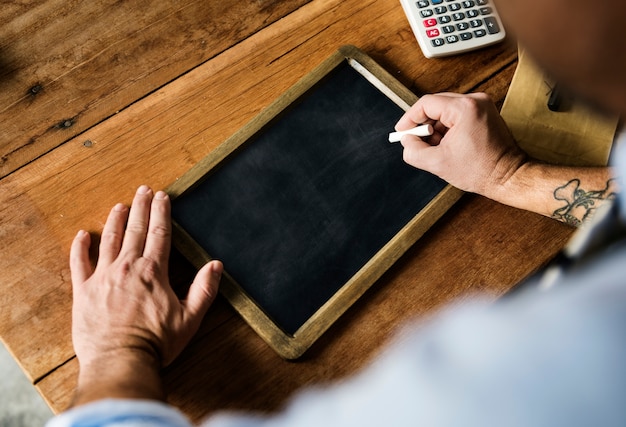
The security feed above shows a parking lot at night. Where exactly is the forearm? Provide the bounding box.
[490,161,618,226]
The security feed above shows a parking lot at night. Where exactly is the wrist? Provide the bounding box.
[73,348,165,407]
[489,159,545,210]
[481,151,529,202]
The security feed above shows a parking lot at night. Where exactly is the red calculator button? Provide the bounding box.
[426,28,440,38]
[423,18,437,27]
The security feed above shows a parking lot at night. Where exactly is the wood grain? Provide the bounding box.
[2,0,573,421]
[0,0,311,178]
[0,0,519,381]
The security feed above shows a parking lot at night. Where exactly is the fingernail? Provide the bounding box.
[137,185,151,194]
[210,260,223,278]
[155,191,168,200]
[113,203,127,212]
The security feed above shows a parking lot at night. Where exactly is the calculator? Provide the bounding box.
[399,0,506,58]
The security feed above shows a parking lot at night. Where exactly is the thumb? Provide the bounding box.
[184,260,222,321]
[163,261,223,367]
[70,230,94,286]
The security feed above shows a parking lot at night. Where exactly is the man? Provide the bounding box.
[47,0,626,426]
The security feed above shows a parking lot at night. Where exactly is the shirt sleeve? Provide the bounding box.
[45,399,194,427]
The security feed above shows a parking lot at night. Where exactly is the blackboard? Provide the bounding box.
[168,46,462,359]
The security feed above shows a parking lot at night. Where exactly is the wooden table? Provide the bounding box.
[0,0,573,423]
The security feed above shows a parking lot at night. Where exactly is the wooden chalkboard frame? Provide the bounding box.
[167,45,462,359]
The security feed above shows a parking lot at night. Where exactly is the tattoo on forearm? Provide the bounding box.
[552,178,617,226]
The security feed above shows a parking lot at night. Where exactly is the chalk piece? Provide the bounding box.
[388,124,433,142]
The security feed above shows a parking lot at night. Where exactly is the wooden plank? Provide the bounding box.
[0,0,311,178]
[4,0,557,411]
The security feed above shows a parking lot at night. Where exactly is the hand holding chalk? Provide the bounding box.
[388,124,434,143]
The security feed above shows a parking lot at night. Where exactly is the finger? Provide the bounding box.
[395,103,428,131]
[70,230,94,286]
[401,135,439,171]
[396,93,466,132]
[143,191,172,268]
[432,120,448,137]
[426,133,443,146]
[98,203,130,266]
[120,185,153,257]
[183,260,222,322]
[395,94,447,131]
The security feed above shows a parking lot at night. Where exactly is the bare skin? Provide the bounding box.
[395,93,618,226]
[69,185,223,406]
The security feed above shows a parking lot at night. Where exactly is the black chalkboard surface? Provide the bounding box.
[168,46,462,359]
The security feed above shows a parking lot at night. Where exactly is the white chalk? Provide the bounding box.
[388,124,434,143]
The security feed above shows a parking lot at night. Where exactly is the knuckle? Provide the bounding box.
[419,94,437,107]
[126,221,148,235]
[472,92,491,102]
[111,257,161,290]
[111,259,133,282]
[457,95,487,116]
[149,223,170,239]
[101,228,123,246]
[140,257,160,277]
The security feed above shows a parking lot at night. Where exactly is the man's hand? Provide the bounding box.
[69,185,222,405]
[396,93,616,225]
[396,92,526,198]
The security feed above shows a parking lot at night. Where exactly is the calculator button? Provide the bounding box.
[484,16,501,33]
[406,0,505,57]
[431,38,445,47]
[442,25,455,33]
[426,28,440,37]
[474,28,487,37]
